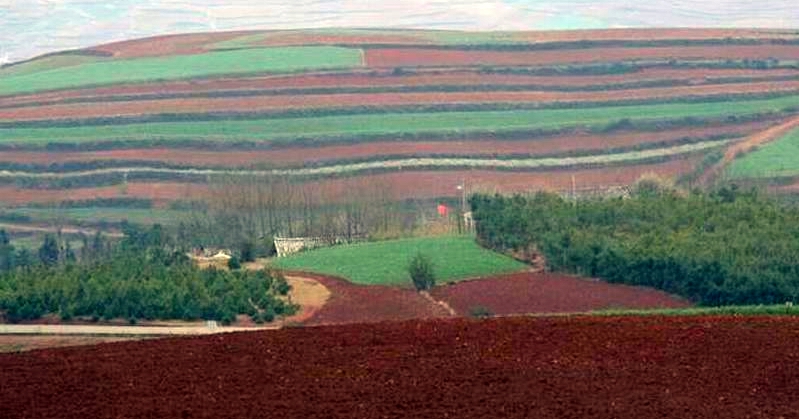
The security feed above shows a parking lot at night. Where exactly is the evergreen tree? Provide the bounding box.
[38,234,60,266]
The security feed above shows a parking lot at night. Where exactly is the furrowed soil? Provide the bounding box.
[365,45,799,68]
[432,272,691,316]
[0,155,701,205]
[2,315,799,418]
[5,80,799,121]
[3,67,797,108]
[0,120,770,167]
[294,273,453,326]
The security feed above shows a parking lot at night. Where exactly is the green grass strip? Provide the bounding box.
[0,47,363,96]
[587,304,799,317]
[727,127,799,179]
[8,207,187,226]
[1,95,797,145]
[272,235,527,286]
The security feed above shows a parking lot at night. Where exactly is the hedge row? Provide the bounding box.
[470,188,799,305]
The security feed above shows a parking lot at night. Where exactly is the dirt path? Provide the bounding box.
[698,115,799,186]
[0,222,124,237]
[280,275,332,324]
[0,323,278,336]
[286,272,454,326]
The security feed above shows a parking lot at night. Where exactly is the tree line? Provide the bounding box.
[0,224,294,324]
[470,183,799,306]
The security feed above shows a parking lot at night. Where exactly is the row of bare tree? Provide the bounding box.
[179,174,425,252]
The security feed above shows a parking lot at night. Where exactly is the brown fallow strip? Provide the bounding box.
[3,67,798,108]
[0,121,773,167]
[0,156,701,206]
[3,81,799,122]
[698,115,799,186]
[365,45,799,67]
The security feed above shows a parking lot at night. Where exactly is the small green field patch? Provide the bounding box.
[2,95,798,146]
[0,46,364,95]
[728,127,799,179]
[272,235,528,286]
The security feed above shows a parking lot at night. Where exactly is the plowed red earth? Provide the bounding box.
[4,68,797,108]
[512,28,799,42]
[91,31,255,58]
[432,272,691,316]
[289,273,452,325]
[5,80,799,121]
[0,121,769,167]
[2,315,799,418]
[366,45,799,67]
[0,156,700,205]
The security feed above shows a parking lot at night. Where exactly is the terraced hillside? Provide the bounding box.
[1,28,799,214]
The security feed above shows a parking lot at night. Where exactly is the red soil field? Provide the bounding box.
[0,335,140,353]
[85,28,798,59]
[4,67,798,108]
[0,182,208,206]
[2,315,799,418]
[5,80,799,121]
[90,31,256,58]
[287,273,451,326]
[0,156,702,206]
[512,27,799,42]
[432,272,691,316]
[365,45,799,68]
[242,32,432,47]
[0,120,772,167]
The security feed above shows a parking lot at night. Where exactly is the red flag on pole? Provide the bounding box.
[437,203,449,217]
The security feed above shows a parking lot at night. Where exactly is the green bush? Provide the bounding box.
[471,188,799,306]
[228,255,242,270]
[409,252,436,291]
[469,306,494,318]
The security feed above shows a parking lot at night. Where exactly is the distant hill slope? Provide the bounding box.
[1,28,798,207]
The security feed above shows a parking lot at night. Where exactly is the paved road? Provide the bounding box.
[0,324,278,336]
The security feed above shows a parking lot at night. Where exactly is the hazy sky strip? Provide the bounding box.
[1,0,798,64]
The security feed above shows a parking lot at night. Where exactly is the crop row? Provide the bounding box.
[0,47,364,96]
[0,96,796,146]
[0,139,726,190]
[3,60,796,109]
[5,81,799,123]
[0,133,742,173]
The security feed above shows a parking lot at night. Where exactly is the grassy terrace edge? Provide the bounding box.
[0,96,797,146]
[271,235,528,286]
[0,47,364,96]
[586,304,799,317]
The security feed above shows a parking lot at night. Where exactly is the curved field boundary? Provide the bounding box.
[431,272,691,316]
[279,272,454,326]
[5,80,799,122]
[0,47,365,96]
[0,139,731,180]
[699,115,799,184]
[4,67,798,109]
[0,158,701,205]
[364,45,799,68]
[1,97,797,146]
[0,121,772,167]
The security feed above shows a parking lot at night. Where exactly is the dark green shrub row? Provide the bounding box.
[12,75,799,111]
[0,111,785,153]
[22,197,154,209]
[354,37,799,51]
[470,187,799,306]
[0,224,295,323]
[0,150,708,190]
[3,88,799,131]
